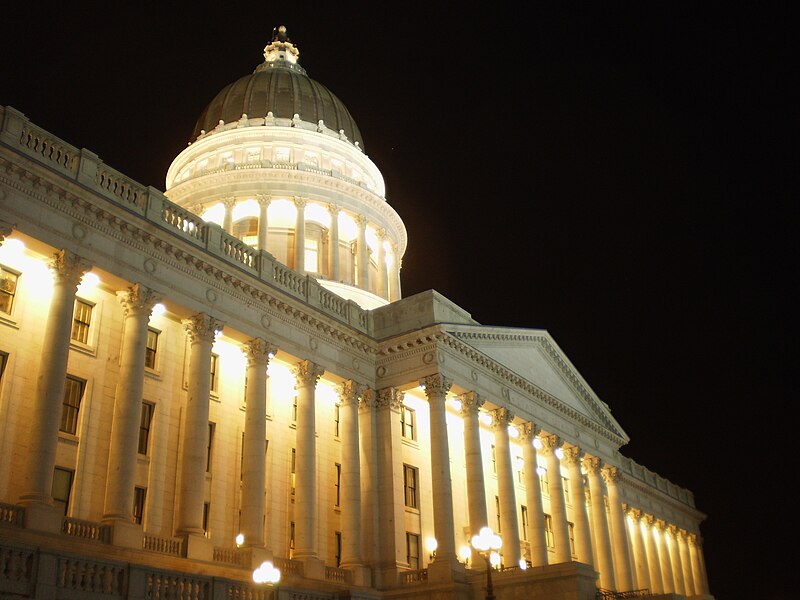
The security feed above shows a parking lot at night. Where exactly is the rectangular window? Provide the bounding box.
[0,351,8,381]
[209,353,219,393]
[291,448,296,495]
[539,467,549,496]
[138,402,154,455]
[491,445,497,474]
[206,422,215,472]
[133,487,146,525]
[521,505,529,541]
[145,328,159,369]
[495,495,501,533]
[71,299,92,344]
[0,266,19,315]
[406,532,420,570]
[568,522,576,557]
[289,522,296,559]
[52,467,74,516]
[292,395,298,422]
[563,476,570,503]
[334,403,340,437]
[401,405,416,440]
[335,463,341,507]
[240,432,245,480]
[60,376,85,435]
[517,456,524,483]
[335,531,342,567]
[203,502,210,537]
[544,514,554,548]
[403,464,418,509]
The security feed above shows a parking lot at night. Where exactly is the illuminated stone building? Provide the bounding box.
[0,28,713,600]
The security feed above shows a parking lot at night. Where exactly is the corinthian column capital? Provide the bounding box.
[118,283,162,318]
[294,359,324,387]
[458,391,484,416]
[562,446,585,467]
[183,313,223,344]
[420,373,451,398]
[540,434,563,457]
[242,338,277,366]
[491,407,515,429]
[50,249,92,289]
[518,421,541,443]
[602,465,621,485]
[582,455,604,474]
[375,387,404,410]
[339,379,367,407]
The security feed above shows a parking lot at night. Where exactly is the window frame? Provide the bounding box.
[403,464,418,509]
[0,264,20,317]
[60,375,86,435]
[401,405,416,441]
[138,401,154,455]
[406,532,420,570]
[70,298,94,345]
[145,328,160,371]
[52,467,74,516]
[133,486,147,525]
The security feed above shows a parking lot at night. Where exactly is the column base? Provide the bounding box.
[21,502,62,534]
[104,519,144,549]
[428,556,466,583]
[295,555,325,580]
[181,533,213,561]
[241,547,273,570]
[342,564,371,587]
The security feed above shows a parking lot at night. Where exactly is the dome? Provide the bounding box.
[191,27,364,148]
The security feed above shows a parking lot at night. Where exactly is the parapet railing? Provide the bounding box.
[61,517,110,543]
[399,569,428,585]
[617,455,696,508]
[596,588,653,599]
[0,502,24,527]
[0,106,372,335]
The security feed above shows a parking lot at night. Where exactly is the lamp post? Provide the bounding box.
[253,560,281,598]
[471,526,502,600]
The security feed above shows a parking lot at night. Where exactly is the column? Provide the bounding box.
[338,381,364,571]
[240,338,276,549]
[19,250,91,514]
[584,456,616,590]
[355,214,369,289]
[459,392,488,565]
[103,285,161,535]
[694,536,711,595]
[542,435,571,564]
[293,359,325,565]
[293,197,307,273]
[257,194,271,251]
[492,408,521,567]
[655,520,675,593]
[391,245,402,301]
[176,314,222,553]
[642,515,663,593]
[222,197,235,234]
[358,390,379,569]
[626,508,650,592]
[603,467,634,591]
[562,447,594,567]
[420,374,457,573]
[678,530,696,596]
[376,229,388,299]
[667,525,686,595]
[374,387,407,586]
[328,204,341,281]
[519,424,548,567]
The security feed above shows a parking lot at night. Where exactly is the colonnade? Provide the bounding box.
[218,195,401,301]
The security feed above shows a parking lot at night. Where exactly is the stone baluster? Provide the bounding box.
[519,424,548,567]
[584,456,616,590]
[603,466,634,590]
[562,447,594,567]
[240,338,276,549]
[19,251,91,521]
[459,392,488,565]
[257,194,271,251]
[292,359,325,565]
[542,435,572,564]
[103,284,161,542]
[491,408,521,567]
[293,197,307,273]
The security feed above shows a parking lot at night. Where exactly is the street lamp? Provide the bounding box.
[470,526,502,600]
[253,560,281,596]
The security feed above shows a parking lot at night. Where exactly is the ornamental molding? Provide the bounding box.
[0,158,376,363]
[447,328,625,441]
[615,467,706,526]
[118,283,162,318]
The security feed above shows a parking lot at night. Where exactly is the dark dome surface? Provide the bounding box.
[191,62,364,148]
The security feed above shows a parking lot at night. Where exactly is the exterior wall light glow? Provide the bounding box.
[449,398,462,411]
[459,544,471,562]
[235,533,244,546]
[536,466,546,477]
[479,413,493,426]
[518,558,527,570]
[489,551,501,567]
[425,537,438,559]
[151,303,166,317]
[78,272,100,293]
[508,425,519,438]
[555,447,564,460]
[252,560,281,584]
[532,437,543,450]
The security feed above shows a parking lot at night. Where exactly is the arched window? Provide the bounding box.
[233,218,258,247]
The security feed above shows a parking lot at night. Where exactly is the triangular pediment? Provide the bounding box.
[445,323,627,441]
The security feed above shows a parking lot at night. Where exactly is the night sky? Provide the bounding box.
[1,4,793,598]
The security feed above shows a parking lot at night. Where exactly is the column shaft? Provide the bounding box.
[339,381,363,568]
[655,521,675,593]
[492,408,520,567]
[376,229,388,299]
[356,215,369,289]
[584,456,616,590]
[103,284,160,522]
[294,198,306,273]
[520,425,548,567]
[176,313,222,535]
[460,393,488,565]
[627,510,650,591]
[563,448,594,567]
[20,250,90,506]
[543,436,571,564]
[642,517,663,593]
[667,526,686,595]
[257,195,270,251]
[679,532,696,595]
[223,198,234,234]
[328,204,340,280]
[603,467,634,590]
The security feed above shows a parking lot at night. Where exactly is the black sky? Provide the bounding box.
[1,4,794,598]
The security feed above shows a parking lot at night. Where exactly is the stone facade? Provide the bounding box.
[0,29,713,600]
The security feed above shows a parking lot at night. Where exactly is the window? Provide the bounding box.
[334,403,340,437]
[138,402,154,454]
[562,476,570,503]
[304,239,319,274]
[240,432,245,480]
[334,463,341,507]
[203,502,210,537]
[517,456,524,483]
[495,496,501,533]
[539,467,549,496]
[521,505,529,541]
[568,522,576,557]
[291,448,296,495]
[145,329,159,369]
[401,405,415,440]
[491,445,497,473]
[544,514,554,549]
[275,147,290,163]
[133,487,146,525]
[403,464,418,509]
[289,522,295,559]
[234,218,258,247]
[0,266,19,315]
[406,532,420,570]
[209,353,219,393]
[60,376,85,435]
[0,351,8,381]
[206,422,215,472]
[71,299,93,344]
[292,395,297,422]
[335,531,342,567]
[52,467,74,516]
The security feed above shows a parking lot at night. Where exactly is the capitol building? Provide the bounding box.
[0,27,712,600]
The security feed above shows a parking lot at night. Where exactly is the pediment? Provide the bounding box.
[445,324,627,441]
